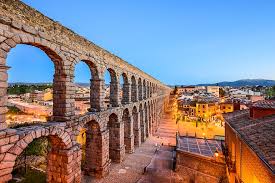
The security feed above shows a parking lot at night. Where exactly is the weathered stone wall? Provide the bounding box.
[0,96,168,182]
[175,150,226,183]
[0,0,171,182]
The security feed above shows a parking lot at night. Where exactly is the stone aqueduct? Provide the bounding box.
[0,0,171,182]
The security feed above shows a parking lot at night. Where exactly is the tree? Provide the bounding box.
[219,88,225,97]
[173,86,178,95]
[267,86,275,99]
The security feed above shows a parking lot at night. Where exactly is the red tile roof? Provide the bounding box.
[224,109,275,172]
[252,100,275,109]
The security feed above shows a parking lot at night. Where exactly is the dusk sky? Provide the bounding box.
[7,0,275,85]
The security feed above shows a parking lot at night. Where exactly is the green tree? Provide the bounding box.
[219,88,225,97]
[267,86,275,98]
[173,86,178,95]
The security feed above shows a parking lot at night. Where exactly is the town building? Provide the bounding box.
[177,86,196,94]
[178,100,196,119]
[207,86,220,97]
[223,100,275,183]
[196,101,219,121]
[29,89,53,102]
[220,102,234,114]
[248,95,265,102]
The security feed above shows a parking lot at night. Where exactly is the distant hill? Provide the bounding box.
[75,83,90,87]
[197,79,275,87]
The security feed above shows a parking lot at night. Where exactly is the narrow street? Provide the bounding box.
[138,113,178,183]
[83,113,180,183]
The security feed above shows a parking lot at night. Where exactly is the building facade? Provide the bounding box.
[223,101,275,183]
[207,86,220,97]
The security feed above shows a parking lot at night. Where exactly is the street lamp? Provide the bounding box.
[214,150,219,158]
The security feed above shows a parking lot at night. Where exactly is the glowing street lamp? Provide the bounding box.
[215,150,219,158]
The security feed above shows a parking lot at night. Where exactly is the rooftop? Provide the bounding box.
[252,100,275,109]
[224,109,275,172]
[177,136,222,157]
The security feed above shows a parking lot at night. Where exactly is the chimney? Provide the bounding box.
[250,100,275,119]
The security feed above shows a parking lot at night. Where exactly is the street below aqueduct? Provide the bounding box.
[82,113,178,183]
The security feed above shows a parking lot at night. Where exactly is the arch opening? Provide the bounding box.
[120,73,130,104]
[104,68,119,108]
[7,128,80,183]
[74,60,100,113]
[5,44,61,128]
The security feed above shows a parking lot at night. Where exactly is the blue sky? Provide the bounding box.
[7,0,275,85]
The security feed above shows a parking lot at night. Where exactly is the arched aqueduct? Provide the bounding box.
[0,0,171,182]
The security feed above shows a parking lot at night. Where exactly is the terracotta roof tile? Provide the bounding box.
[252,100,275,109]
[224,110,275,172]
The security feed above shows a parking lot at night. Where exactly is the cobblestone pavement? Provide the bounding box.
[82,113,178,183]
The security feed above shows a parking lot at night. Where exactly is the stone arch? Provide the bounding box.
[0,34,73,126]
[108,113,125,163]
[131,75,138,102]
[120,73,130,104]
[0,125,80,183]
[122,108,134,153]
[138,78,143,101]
[105,67,120,107]
[72,57,103,112]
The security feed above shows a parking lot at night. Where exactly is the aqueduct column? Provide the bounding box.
[133,109,141,147]
[131,77,138,102]
[108,114,125,163]
[124,115,134,153]
[144,107,149,138]
[140,109,146,142]
[90,78,105,111]
[121,81,131,104]
[0,64,8,130]
[47,144,82,183]
[52,73,75,122]
[138,80,143,101]
[109,74,121,107]
[84,124,111,178]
